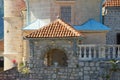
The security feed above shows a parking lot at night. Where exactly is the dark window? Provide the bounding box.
[0,57,3,72]
[117,33,120,44]
[102,15,104,24]
[60,6,71,23]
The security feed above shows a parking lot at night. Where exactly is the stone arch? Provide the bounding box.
[44,48,68,67]
[39,45,71,67]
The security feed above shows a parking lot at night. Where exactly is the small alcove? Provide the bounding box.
[44,48,68,67]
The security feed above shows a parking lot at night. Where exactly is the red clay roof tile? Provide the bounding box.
[25,19,83,38]
[0,41,4,51]
[104,0,120,7]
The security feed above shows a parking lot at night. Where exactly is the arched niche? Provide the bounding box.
[44,48,68,67]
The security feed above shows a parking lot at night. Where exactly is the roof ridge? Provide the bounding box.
[25,19,83,38]
[57,19,82,36]
[73,19,110,31]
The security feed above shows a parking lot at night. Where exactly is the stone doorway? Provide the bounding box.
[44,49,68,67]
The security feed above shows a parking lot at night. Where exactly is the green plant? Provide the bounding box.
[18,62,30,74]
[103,59,120,80]
[20,67,30,74]
[105,74,110,80]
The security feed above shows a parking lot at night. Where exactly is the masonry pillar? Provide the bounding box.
[4,0,25,70]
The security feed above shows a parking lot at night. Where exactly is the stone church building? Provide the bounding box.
[4,0,103,70]
[1,0,120,80]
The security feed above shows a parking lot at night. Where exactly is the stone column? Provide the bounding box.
[4,0,24,70]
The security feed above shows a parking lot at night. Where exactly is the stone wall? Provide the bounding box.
[29,39,79,68]
[75,0,101,25]
[104,7,120,44]
[0,62,101,80]
[0,67,29,80]
[29,0,51,22]
[26,39,120,80]
[27,39,102,80]
[28,61,101,80]
[0,61,119,80]
[81,31,107,44]
[27,40,120,80]
[29,0,101,25]
[0,67,18,80]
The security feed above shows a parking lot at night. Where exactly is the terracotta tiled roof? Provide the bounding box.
[104,0,120,7]
[0,40,4,51]
[25,19,83,38]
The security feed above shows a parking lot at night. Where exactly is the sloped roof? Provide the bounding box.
[104,0,120,7]
[23,19,48,30]
[25,19,83,38]
[74,19,110,31]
